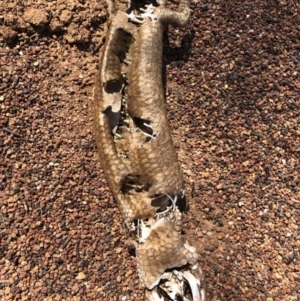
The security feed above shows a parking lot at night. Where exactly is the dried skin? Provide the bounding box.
[93,10,152,220]
[93,0,206,300]
[136,219,198,289]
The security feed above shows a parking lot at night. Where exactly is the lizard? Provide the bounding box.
[93,0,206,300]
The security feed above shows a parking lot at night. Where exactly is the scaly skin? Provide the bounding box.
[126,0,190,197]
[93,0,206,300]
[93,9,132,196]
[93,0,190,221]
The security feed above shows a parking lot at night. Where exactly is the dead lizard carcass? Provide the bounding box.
[93,0,206,300]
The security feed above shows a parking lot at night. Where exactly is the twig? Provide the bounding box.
[76,242,81,260]
[92,38,105,55]
[60,236,71,249]
[2,127,21,137]
[22,200,28,213]
[29,32,38,39]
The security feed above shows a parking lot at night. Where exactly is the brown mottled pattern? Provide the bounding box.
[93,8,161,221]
[93,10,135,217]
[136,220,198,289]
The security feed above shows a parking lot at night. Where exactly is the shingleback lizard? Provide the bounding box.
[93,0,206,300]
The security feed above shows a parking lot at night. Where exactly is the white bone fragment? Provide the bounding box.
[140,5,154,15]
[200,288,206,301]
[148,276,163,290]
[173,270,183,281]
[165,283,177,300]
[137,219,140,238]
[151,217,166,230]
[143,122,153,129]
[160,271,186,300]
[183,271,201,301]
[140,11,157,22]
[112,125,118,134]
[127,11,143,23]
[192,264,199,270]
[130,222,136,232]
[156,205,172,218]
[140,4,155,13]
[139,219,150,242]
[161,273,169,280]
[141,130,156,139]
[151,290,164,301]
[163,194,177,211]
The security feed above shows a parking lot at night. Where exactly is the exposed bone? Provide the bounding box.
[163,194,177,211]
[192,263,199,270]
[140,11,157,22]
[183,271,201,301]
[139,219,150,242]
[139,4,157,21]
[173,270,183,281]
[114,131,122,138]
[143,122,153,129]
[156,205,173,218]
[127,11,144,23]
[141,131,156,139]
[160,272,184,300]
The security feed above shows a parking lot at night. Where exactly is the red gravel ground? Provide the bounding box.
[1,0,300,300]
